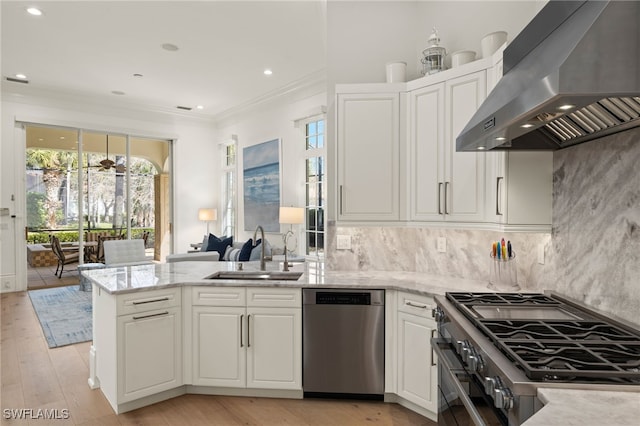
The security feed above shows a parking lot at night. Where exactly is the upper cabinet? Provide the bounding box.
[408,70,486,222]
[336,89,401,221]
[334,49,552,231]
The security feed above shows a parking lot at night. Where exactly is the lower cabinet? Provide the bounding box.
[92,287,183,413]
[396,292,438,414]
[192,287,302,390]
[117,306,182,403]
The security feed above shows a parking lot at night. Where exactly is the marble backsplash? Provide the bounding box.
[326,225,551,292]
[326,128,640,328]
[536,128,640,328]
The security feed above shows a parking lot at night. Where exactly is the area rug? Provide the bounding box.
[28,285,92,348]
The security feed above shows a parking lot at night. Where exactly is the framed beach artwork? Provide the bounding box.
[243,139,281,232]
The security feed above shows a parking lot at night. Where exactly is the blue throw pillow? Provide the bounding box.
[238,238,256,261]
[206,234,233,260]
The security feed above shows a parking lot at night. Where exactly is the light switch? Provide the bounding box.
[537,244,545,264]
[437,237,447,253]
[336,235,351,250]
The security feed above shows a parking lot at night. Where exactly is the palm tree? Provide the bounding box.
[26,149,77,230]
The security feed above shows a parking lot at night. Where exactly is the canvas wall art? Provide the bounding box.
[243,139,281,232]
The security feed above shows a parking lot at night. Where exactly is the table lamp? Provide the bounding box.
[279,207,304,271]
[198,208,217,236]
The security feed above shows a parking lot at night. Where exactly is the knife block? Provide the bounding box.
[488,251,520,291]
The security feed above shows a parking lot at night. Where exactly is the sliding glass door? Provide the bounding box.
[25,125,171,278]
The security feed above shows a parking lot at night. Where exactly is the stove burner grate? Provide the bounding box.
[499,340,640,382]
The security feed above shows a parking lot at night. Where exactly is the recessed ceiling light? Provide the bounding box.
[15,73,27,79]
[263,69,273,76]
[558,104,575,111]
[38,138,43,141]
[196,105,204,110]
[521,123,535,128]
[60,136,65,140]
[111,90,126,95]
[477,146,486,150]
[27,7,42,16]
[162,43,179,52]
[496,137,507,141]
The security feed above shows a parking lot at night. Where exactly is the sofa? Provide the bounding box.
[166,234,272,263]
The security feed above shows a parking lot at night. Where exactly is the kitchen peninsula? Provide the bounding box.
[83,262,640,425]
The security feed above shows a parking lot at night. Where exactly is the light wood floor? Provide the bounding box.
[0,290,435,425]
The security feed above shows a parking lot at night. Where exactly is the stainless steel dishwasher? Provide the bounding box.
[302,288,384,399]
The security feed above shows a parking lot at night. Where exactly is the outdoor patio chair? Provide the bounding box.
[51,235,80,278]
[89,235,122,263]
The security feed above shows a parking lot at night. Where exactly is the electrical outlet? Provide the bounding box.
[336,235,351,250]
[1,277,15,292]
[437,237,447,253]
[537,244,545,265]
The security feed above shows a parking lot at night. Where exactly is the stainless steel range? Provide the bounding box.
[431,292,640,426]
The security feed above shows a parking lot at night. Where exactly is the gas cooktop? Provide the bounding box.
[445,292,640,384]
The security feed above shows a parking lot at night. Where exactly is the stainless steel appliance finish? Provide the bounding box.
[432,292,640,426]
[457,0,640,152]
[302,289,384,398]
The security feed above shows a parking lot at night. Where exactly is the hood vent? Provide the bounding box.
[457,0,640,151]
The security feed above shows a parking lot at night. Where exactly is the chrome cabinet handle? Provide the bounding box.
[247,314,251,348]
[133,311,169,320]
[431,329,437,366]
[496,176,504,216]
[438,182,443,214]
[339,185,343,215]
[133,297,170,305]
[405,301,428,309]
[444,182,450,215]
[240,314,244,348]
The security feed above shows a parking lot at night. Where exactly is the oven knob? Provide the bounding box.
[484,377,496,394]
[494,386,514,410]
[467,349,484,373]
[432,307,444,322]
[456,340,468,355]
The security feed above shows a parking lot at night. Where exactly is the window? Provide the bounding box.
[221,142,236,237]
[304,119,325,258]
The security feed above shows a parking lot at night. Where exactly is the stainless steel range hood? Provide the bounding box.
[457,0,640,151]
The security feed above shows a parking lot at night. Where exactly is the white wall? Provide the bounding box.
[1,93,218,291]
[214,85,326,248]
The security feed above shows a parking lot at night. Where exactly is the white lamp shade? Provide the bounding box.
[198,208,217,221]
[279,207,304,225]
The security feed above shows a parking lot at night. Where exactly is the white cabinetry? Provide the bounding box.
[443,71,487,222]
[395,292,438,418]
[485,151,553,229]
[93,287,183,413]
[191,287,301,390]
[408,69,486,222]
[483,49,553,231]
[336,89,402,221]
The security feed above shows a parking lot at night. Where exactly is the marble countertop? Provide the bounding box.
[81,260,495,296]
[523,388,640,426]
[82,261,640,422]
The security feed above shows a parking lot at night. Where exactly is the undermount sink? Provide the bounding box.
[205,270,303,281]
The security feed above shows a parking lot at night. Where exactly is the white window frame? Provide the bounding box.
[300,115,326,259]
[220,136,237,238]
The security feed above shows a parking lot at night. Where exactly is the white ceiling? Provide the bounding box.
[1,0,327,120]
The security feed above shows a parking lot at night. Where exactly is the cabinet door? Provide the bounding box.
[337,92,400,221]
[409,83,446,221]
[192,306,246,387]
[444,71,487,222]
[117,306,182,402]
[246,307,301,390]
[397,311,438,412]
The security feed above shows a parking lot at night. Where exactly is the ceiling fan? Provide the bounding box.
[91,135,126,173]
